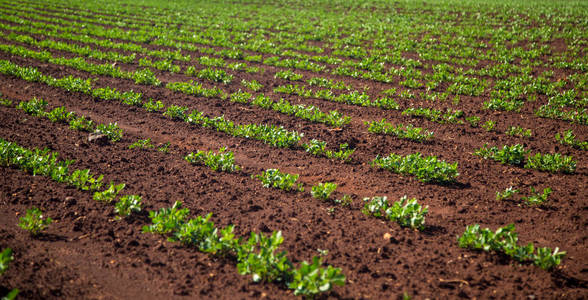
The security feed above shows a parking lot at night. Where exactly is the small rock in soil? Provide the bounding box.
[88,133,109,145]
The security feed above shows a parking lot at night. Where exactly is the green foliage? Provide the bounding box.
[275,70,303,81]
[555,130,587,150]
[17,97,47,116]
[372,153,459,183]
[334,194,352,207]
[524,153,576,173]
[0,98,12,107]
[402,107,463,124]
[120,90,143,106]
[230,90,252,104]
[458,224,565,270]
[251,94,273,109]
[0,138,73,182]
[482,120,495,131]
[197,67,233,84]
[68,169,104,191]
[129,138,155,150]
[474,144,529,166]
[366,119,433,142]
[241,79,263,91]
[237,231,293,283]
[0,248,13,275]
[131,68,161,86]
[466,116,480,127]
[163,105,188,120]
[18,207,52,236]
[505,126,532,138]
[143,98,164,112]
[114,195,142,218]
[372,97,400,110]
[91,87,121,101]
[48,75,93,93]
[142,201,190,235]
[288,256,346,298]
[0,247,18,300]
[496,186,519,201]
[93,182,125,203]
[46,106,75,123]
[157,142,171,153]
[269,98,350,127]
[483,98,524,112]
[521,187,552,206]
[95,122,123,142]
[302,140,355,162]
[166,80,226,98]
[185,147,241,172]
[255,169,304,192]
[173,213,238,256]
[362,196,428,230]
[69,116,94,132]
[139,58,180,73]
[311,182,337,201]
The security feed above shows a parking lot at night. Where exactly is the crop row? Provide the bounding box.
[0,136,345,298]
[0,41,352,129]
[0,9,585,133]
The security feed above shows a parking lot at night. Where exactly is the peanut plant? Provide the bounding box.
[18,207,52,236]
[474,144,528,166]
[458,224,565,270]
[362,196,428,230]
[311,182,338,201]
[372,153,459,183]
[0,247,18,300]
[114,195,142,218]
[555,130,587,150]
[185,147,241,172]
[521,187,552,206]
[496,186,519,201]
[524,153,576,173]
[93,182,125,203]
[366,119,433,142]
[302,139,355,162]
[143,202,345,297]
[255,169,304,192]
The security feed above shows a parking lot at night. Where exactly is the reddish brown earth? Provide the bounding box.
[0,6,587,300]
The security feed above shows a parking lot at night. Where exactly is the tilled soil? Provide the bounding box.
[0,5,587,300]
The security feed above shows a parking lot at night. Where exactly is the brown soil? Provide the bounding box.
[0,5,587,300]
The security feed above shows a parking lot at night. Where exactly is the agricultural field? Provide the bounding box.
[0,0,587,298]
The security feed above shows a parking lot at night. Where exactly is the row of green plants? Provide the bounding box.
[3,7,580,141]
[15,98,123,142]
[496,186,552,206]
[0,42,161,86]
[458,224,565,270]
[0,247,18,300]
[365,119,434,142]
[0,59,357,167]
[273,84,400,110]
[474,144,576,173]
[0,138,141,219]
[250,94,351,128]
[1,33,355,133]
[1,0,584,104]
[142,201,345,298]
[301,139,355,162]
[362,196,428,230]
[0,59,307,149]
[185,147,241,173]
[372,152,459,184]
[555,130,587,150]
[6,31,136,63]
